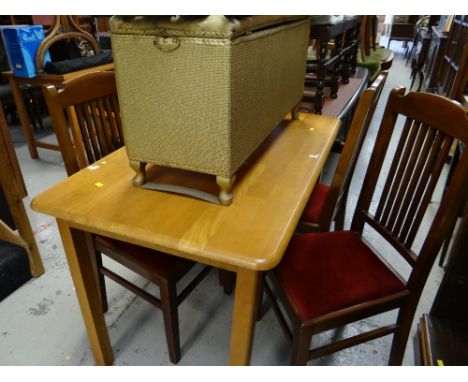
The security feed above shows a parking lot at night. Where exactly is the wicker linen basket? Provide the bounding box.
[110,16,310,205]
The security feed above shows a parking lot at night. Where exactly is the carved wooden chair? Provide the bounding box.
[43,71,211,363]
[36,15,100,74]
[299,71,388,233]
[264,89,468,365]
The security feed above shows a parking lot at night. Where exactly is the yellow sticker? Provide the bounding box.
[437,359,444,366]
[309,128,315,131]
[95,182,104,188]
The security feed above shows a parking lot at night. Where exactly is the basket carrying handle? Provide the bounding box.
[154,37,180,52]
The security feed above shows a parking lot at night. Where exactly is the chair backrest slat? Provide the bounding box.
[65,105,91,168]
[402,133,454,247]
[384,121,428,231]
[391,124,436,236]
[375,117,417,225]
[111,94,124,139]
[75,103,100,161]
[103,95,121,148]
[396,128,444,242]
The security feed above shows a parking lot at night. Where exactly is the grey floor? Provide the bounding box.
[0,39,447,366]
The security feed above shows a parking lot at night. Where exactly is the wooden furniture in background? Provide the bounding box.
[418,205,468,365]
[35,15,100,73]
[409,28,432,91]
[408,16,440,91]
[2,63,114,159]
[0,103,44,277]
[299,71,388,233]
[305,17,361,114]
[264,90,468,365]
[360,15,377,60]
[437,15,468,100]
[387,15,420,49]
[423,26,449,91]
[30,113,341,365]
[43,71,210,363]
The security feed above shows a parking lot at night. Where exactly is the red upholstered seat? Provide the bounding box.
[301,183,330,224]
[275,231,406,321]
[95,235,195,279]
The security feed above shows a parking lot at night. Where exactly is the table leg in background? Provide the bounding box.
[7,76,38,159]
[57,219,114,366]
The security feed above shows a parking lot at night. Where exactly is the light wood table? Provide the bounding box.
[2,63,114,159]
[31,113,341,365]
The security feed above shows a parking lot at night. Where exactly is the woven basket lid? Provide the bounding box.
[110,15,309,39]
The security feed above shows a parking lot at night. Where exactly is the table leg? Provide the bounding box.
[7,76,38,159]
[57,219,114,365]
[229,269,261,365]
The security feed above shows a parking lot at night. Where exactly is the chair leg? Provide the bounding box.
[256,276,265,321]
[388,304,415,365]
[160,280,181,364]
[290,326,311,365]
[438,213,458,267]
[218,269,236,295]
[95,252,109,313]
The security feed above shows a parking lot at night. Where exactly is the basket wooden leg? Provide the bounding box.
[291,103,300,120]
[216,175,236,206]
[129,160,147,186]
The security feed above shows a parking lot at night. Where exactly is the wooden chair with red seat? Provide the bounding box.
[43,70,211,364]
[264,89,468,365]
[299,71,388,233]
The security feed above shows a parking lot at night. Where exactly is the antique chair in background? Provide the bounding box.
[43,71,211,363]
[299,71,388,232]
[387,16,420,51]
[304,16,361,114]
[264,89,468,365]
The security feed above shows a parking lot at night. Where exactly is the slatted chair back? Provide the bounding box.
[351,89,468,295]
[43,71,123,176]
[318,71,388,230]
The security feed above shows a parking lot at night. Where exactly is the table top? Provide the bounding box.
[3,63,114,85]
[31,113,340,271]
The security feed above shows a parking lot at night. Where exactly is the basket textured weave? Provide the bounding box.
[111,16,310,177]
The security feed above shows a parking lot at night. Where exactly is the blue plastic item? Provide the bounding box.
[1,25,51,78]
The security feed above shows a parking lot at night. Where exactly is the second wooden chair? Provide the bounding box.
[299,71,388,232]
[43,71,211,364]
[264,89,468,365]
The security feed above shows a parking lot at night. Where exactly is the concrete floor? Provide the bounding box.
[0,40,446,366]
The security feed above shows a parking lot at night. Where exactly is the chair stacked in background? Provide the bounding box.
[264,89,468,365]
[43,71,211,364]
[304,16,361,114]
